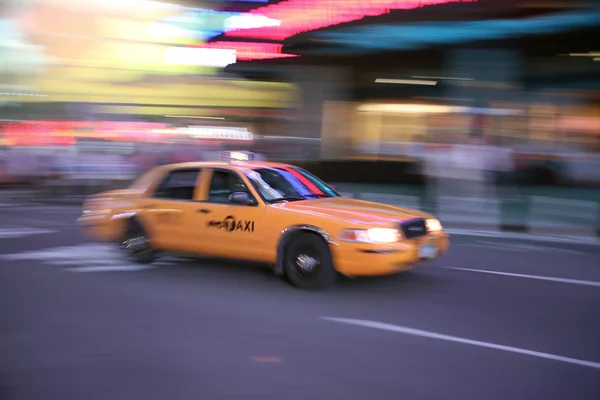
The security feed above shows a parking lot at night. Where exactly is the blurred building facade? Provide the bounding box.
[219,0,600,183]
[0,0,297,153]
[1,0,600,185]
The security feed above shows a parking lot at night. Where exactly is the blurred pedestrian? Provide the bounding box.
[422,140,441,212]
[482,136,500,199]
[494,137,518,200]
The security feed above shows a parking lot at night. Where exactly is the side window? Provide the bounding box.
[153,169,200,200]
[257,169,292,196]
[208,169,251,204]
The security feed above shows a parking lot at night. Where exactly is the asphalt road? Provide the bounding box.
[1,204,599,400]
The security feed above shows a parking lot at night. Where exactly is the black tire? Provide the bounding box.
[122,219,156,264]
[283,232,336,289]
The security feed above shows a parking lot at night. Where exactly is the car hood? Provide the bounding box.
[274,197,432,226]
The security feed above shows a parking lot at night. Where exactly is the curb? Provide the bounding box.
[446,228,600,245]
[440,221,598,237]
[499,224,528,233]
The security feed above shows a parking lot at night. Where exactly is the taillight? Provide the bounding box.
[82,198,109,216]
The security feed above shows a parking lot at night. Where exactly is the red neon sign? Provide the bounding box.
[193,42,298,60]
[226,0,477,41]
[1,121,76,146]
[0,121,171,146]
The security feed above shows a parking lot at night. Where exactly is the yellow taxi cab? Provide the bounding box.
[78,151,449,289]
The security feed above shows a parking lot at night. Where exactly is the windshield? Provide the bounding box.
[242,166,340,203]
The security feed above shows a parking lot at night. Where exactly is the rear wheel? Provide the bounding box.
[122,220,156,264]
[283,233,336,289]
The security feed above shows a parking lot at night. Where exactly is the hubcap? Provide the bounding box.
[296,254,319,272]
[123,235,150,258]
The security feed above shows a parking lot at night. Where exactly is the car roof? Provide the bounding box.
[163,161,295,171]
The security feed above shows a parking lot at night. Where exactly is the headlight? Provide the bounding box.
[339,228,399,244]
[426,218,442,232]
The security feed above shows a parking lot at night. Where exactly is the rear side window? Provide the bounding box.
[153,169,201,201]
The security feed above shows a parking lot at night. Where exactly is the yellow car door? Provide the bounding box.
[196,168,265,261]
[140,167,206,253]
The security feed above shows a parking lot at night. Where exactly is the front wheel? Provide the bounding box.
[122,220,156,264]
[283,233,336,289]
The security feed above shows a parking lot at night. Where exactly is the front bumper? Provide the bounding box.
[331,231,449,277]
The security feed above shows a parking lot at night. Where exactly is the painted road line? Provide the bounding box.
[67,265,158,273]
[445,267,600,288]
[0,227,58,238]
[445,228,600,245]
[0,243,190,273]
[25,206,80,213]
[0,203,78,211]
[0,215,74,228]
[321,317,600,370]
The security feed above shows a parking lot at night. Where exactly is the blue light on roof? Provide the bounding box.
[310,10,600,53]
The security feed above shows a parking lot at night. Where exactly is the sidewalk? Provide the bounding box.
[2,185,599,238]
[334,183,600,237]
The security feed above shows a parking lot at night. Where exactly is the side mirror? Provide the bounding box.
[228,191,256,205]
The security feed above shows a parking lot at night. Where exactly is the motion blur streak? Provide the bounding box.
[1,0,600,399]
[225,0,477,40]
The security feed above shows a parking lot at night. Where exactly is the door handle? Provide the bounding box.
[197,208,211,214]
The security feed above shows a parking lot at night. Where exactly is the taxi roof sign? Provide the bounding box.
[221,151,255,162]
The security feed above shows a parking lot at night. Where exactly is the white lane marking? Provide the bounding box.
[0,216,73,228]
[0,227,57,238]
[0,243,189,272]
[446,267,600,288]
[67,265,157,273]
[446,228,600,245]
[0,244,111,261]
[321,317,600,370]
[2,213,76,228]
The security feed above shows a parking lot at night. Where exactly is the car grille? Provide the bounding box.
[400,218,428,239]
